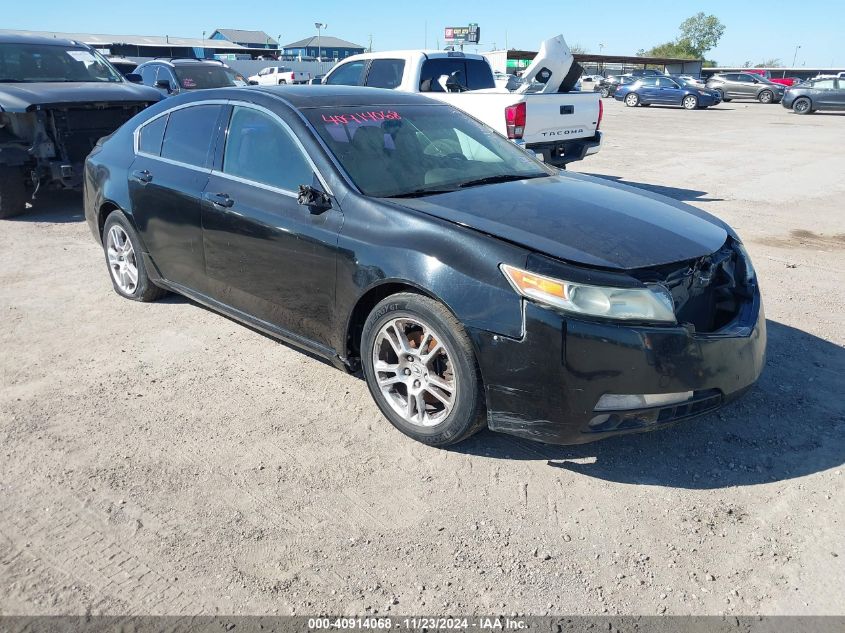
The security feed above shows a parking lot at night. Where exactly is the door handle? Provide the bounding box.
[203,192,234,208]
[131,169,152,184]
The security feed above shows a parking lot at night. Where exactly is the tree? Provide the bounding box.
[755,58,782,68]
[639,13,725,60]
[569,43,588,55]
[678,12,726,58]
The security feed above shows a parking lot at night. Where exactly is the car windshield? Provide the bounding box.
[0,43,123,83]
[305,104,553,198]
[173,65,236,89]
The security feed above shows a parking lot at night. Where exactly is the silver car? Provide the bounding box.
[706,72,785,104]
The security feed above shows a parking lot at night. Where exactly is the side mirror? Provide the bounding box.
[126,73,143,84]
[297,184,331,214]
[155,79,173,92]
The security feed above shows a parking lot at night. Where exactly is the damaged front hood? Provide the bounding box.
[392,172,732,270]
[0,82,161,112]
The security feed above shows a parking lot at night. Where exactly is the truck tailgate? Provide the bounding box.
[521,92,600,144]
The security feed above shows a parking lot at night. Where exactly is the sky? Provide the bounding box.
[5,0,843,67]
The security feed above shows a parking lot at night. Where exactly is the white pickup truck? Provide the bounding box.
[320,36,602,167]
[248,66,311,85]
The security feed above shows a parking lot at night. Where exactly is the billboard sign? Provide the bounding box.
[444,24,480,44]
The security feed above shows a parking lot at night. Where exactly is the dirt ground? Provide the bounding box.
[1,98,844,617]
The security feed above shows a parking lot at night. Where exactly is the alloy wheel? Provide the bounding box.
[759,90,773,104]
[625,93,639,107]
[683,96,698,110]
[794,98,811,114]
[106,225,138,294]
[371,316,457,427]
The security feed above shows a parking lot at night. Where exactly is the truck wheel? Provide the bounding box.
[758,90,774,104]
[792,97,812,114]
[624,93,640,107]
[0,166,27,219]
[361,292,487,447]
[278,79,287,85]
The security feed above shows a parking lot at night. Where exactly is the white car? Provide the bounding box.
[321,36,603,168]
[248,66,311,85]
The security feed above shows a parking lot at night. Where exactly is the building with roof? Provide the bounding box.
[283,36,365,61]
[210,29,278,51]
[0,28,276,59]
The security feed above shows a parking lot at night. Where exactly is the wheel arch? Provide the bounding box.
[97,200,123,242]
[344,280,454,367]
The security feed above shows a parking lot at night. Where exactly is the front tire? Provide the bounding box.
[102,211,167,302]
[0,166,27,219]
[682,95,699,110]
[758,90,774,104]
[361,292,486,447]
[792,97,812,114]
[625,93,640,107]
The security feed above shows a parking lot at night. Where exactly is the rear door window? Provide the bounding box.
[160,104,222,167]
[419,58,494,92]
[326,60,366,85]
[365,59,405,89]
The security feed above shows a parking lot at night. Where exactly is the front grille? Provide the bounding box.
[588,390,722,433]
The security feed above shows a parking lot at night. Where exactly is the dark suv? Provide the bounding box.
[134,58,241,97]
[0,34,161,218]
[706,73,786,104]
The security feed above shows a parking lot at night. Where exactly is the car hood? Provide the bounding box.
[391,172,731,271]
[0,82,162,112]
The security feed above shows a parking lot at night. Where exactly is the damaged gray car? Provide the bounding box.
[0,34,160,218]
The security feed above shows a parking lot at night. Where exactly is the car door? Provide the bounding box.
[201,103,343,346]
[128,102,224,291]
[834,79,845,109]
[812,78,838,108]
[637,77,660,102]
[656,77,683,104]
[734,74,758,98]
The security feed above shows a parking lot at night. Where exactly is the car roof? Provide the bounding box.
[0,33,88,47]
[250,85,443,108]
[139,58,226,67]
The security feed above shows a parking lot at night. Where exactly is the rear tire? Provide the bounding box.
[792,97,812,114]
[102,211,167,302]
[278,79,287,85]
[0,166,27,219]
[624,93,640,107]
[600,87,610,98]
[758,90,774,104]
[360,292,486,447]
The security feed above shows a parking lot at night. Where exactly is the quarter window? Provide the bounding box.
[223,106,312,191]
[160,104,221,167]
[813,79,835,90]
[138,114,168,155]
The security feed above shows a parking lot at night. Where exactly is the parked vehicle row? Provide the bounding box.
[82,85,765,448]
[615,76,722,110]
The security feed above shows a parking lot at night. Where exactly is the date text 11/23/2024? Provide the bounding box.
[306,617,528,629]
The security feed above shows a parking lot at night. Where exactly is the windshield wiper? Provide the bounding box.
[387,188,457,199]
[457,173,548,189]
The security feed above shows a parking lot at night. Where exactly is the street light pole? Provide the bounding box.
[792,44,801,67]
[315,22,326,73]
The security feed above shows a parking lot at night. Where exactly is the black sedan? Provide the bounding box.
[84,86,766,447]
[782,77,845,114]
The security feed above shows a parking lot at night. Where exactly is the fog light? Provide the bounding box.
[594,391,694,411]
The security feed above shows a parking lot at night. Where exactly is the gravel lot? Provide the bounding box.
[1,98,843,617]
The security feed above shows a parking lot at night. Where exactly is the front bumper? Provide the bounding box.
[468,293,766,445]
[526,132,603,167]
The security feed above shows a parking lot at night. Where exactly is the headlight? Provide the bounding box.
[500,264,676,323]
[735,243,757,284]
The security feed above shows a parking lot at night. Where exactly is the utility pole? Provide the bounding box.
[368,34,373,53]
[315,22,326,73]
[792,44,801,67]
